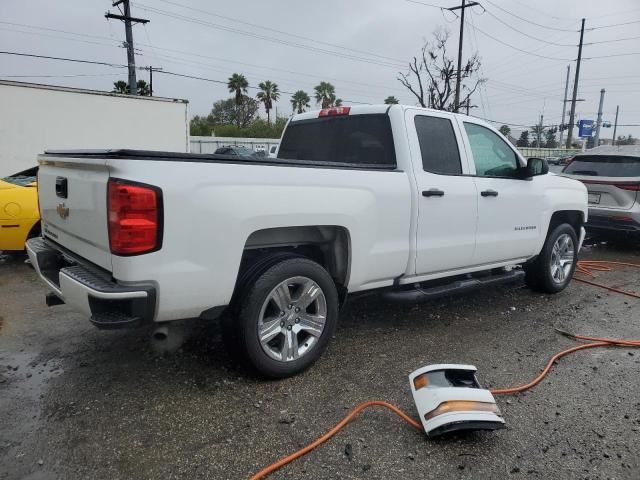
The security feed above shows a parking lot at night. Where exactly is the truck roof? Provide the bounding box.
[290,104,491,126]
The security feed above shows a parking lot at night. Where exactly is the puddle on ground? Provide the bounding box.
[0,351,64,464]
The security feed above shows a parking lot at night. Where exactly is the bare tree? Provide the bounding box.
[398,29,484,112]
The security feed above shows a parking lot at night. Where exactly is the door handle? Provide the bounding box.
[422,189,445,197]
[481,189,499,197]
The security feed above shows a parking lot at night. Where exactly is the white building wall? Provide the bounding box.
[0,81,189,176]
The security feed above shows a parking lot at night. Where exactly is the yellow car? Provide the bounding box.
[0,167,40,252]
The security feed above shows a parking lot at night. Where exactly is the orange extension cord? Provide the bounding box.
[574,260,640,299]
[249,260,640,480]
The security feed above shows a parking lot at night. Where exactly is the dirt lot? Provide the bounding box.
[1,239,639,480]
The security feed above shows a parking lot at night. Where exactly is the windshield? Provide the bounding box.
[2,167,38,186]
[278,114,396,168]
[563,155,640,177]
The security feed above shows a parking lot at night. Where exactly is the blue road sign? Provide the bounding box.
[578,119,594,138]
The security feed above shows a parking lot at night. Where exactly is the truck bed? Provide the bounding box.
[44,149,399,171]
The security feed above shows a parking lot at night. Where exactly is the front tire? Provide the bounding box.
[237,257,338,378]
[524,223,578,293]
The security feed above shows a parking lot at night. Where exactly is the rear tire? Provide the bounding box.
[236,257,338,378]
[524,223,578,293]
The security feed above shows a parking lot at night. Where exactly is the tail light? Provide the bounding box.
[318,106,350,117]
[108,179,162,255]
[615,183,640,191]
[425,401,499,421]
[581,180,640,191]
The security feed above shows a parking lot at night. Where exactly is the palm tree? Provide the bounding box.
[112,80,128,94]
[314,81,336,109]
[137,80,151,96]
[384,96,399,105]
[290,90,311,114]
[256,80,280,124]
[227,73,249,106]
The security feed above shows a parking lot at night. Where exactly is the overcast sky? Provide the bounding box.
[1,0,639,140]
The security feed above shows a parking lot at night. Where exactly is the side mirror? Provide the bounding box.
[524,157,549,177]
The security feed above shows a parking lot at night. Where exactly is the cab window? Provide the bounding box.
[415,115,462,175]
[464,123,519,178]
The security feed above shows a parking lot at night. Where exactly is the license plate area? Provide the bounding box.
[588,193,601,204]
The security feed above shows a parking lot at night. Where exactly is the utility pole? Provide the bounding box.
[566,18,585,149]
[537,114,544,148]
[612,105,619,146]
[448,0,479,113]
[141,66,162,96]
[593,88,605,147]
[106,1,149,95]
[559,65,570,147]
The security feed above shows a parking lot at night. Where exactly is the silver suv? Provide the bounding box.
[562,145,640,234]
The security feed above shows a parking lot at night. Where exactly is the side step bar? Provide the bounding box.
[382,269,525,303]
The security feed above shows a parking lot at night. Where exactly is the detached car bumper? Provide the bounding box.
[26,237,156,329]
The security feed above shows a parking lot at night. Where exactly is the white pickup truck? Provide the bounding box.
[27,105,588,377]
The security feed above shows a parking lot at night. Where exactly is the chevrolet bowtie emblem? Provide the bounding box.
[56,203,69,219]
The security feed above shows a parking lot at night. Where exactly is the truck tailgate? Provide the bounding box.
[38,155,112,271]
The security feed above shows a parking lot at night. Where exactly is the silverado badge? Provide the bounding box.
[56,203,69,219]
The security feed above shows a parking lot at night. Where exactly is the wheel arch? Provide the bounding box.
[234,225,351,300]
[548,210,585,236]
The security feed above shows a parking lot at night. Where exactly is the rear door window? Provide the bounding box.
[277,114,396,168]
[563,155,640,177]
[414,115,462,175]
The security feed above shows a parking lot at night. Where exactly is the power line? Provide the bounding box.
[133,42,407,93]
[467,9,490,118]
[482,8,576,47]
[0,19,405,94]
[583,52,640,60]
[588,19,640,30]
[0,50,377,104]
[0,25,123,49]
[0,50,130,69]
[148,0,407,65]
[465,21,573,61]
[474,116,558,128]
[142,50,394,101]
[403,0,446,8]
[0,21,120,43]
[0,73,122,78]
[506,0,578,22]
[586,35,640,45]
[133,3,406,69]
[482,0,579,32]
[484,80,561,99]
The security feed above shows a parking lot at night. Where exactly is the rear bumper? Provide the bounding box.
[26,237,156,329]
[587,211,640,233]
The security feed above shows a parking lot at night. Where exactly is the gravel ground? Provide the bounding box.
[1,237,639,480]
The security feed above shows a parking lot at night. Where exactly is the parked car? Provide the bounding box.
[545,156,561,165]
[0,167,40,252]
[268,145,278,158]
[27,105,587,378]
[214,146,257,157]
[561,145,640,234]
